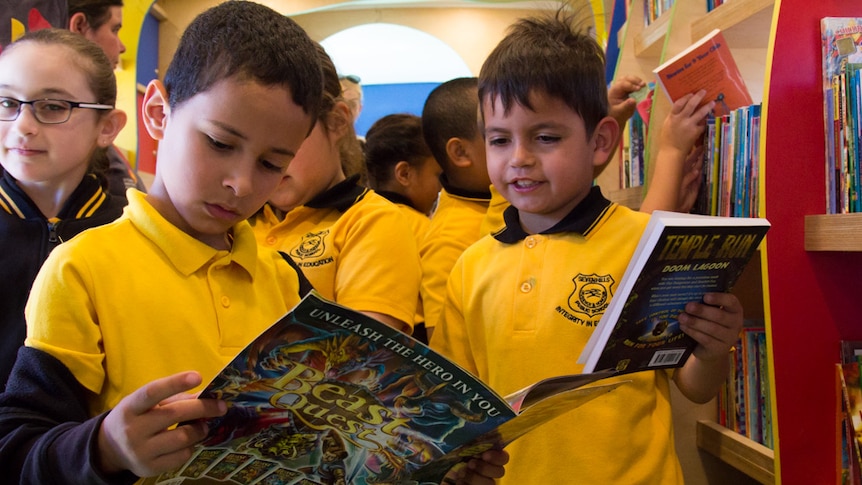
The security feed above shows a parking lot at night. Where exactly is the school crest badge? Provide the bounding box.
[290,230,329,260]
[568,273,614,318]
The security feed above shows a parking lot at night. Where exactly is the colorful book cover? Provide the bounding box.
[578,211,770,374]
[147,291,623,485]
[757,330,773,448]
[821,18,862,214]
[840,361,862,483]
[653,29,752,117]
[743,328,764,444]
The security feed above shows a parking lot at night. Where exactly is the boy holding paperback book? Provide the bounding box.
[0,3,506,483]
[431,10,744,484]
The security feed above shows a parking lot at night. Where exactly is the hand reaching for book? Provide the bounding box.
[607,75,646,129]
[96,371,228,477]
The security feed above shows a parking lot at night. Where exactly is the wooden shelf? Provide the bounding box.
[635,10,671,58]
[691,0,774,46]
[605,186,643,210]
[804,213,862,251]
[696,420,775,484]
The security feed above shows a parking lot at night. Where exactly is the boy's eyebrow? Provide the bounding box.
[211,120,297,157]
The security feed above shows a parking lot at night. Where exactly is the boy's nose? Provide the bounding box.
[223,166,254,197]
[510,143,534,167]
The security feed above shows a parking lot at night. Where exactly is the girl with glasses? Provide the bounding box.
[0,28,126,390]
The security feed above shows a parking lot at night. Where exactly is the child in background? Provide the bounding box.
[364,113,441,221]
[250,46,422,334]
[363,112,441,342]
[0,28,127,390]
[418,77,490,340]
[67,0,148,197]
[0,3,323,480]
[432,10,741,484]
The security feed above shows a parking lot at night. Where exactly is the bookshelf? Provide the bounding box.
[607,0,862,483]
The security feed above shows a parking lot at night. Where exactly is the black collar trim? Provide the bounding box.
[492,186,612,243]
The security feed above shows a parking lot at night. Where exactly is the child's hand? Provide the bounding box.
[679,292,744,362]
[442,449,509,485]
[607,75,646,128]
[97,371,227,477]
[659,90,715,157]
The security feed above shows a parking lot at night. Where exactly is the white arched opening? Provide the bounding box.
[321,23,472,135]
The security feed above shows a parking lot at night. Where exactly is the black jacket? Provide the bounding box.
[0,171,125,390]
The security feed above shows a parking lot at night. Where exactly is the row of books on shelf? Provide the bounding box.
[619,84,652,190]
[643,0,674,26]
[717,326,773,448]
[705,0,727,13]
[821,18,862,215]
[837,341,862,485]
[693,104,762,218]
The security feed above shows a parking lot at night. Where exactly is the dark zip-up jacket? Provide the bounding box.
[0,171,126,390]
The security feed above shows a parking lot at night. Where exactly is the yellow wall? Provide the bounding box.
[116,0,607,166]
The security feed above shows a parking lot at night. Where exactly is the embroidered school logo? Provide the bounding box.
[290,230,329,260]
[568,273,614,318]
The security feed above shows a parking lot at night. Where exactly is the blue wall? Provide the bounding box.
[355,82,440,136]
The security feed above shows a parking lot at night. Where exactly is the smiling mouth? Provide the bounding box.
[512,180,540,189]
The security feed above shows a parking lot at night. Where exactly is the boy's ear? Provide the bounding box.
[590,116,620,169]
[97,109,127,148]
[141,80,170,141]
[445,137,473,169]
[68,12,90,34]
[393,161,412,187]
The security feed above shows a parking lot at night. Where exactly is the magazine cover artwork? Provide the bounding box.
[147,292,517,485]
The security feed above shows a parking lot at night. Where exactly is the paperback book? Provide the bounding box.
[146,291,623,485]
[653,28,752,117]
[578,210,770,374]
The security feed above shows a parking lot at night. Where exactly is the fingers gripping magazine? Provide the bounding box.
[148,292,623,485]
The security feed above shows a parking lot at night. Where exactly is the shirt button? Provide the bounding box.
[220,296,231,307]
[520,281,533,293]
[266,236,277,246]
[525,236,537,249]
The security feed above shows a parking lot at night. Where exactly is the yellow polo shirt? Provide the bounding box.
[251,179,420,330]
[433,187,684,484]
[25,190,308,416]
[419,186,490,330]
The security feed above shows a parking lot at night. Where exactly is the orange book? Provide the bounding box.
[653,29,753,117]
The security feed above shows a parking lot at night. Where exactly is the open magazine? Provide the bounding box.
[578,210,770,375]
[147,291,623,485]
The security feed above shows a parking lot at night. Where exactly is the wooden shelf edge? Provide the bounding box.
[804,213,862,251]
[696,420,775,484]
[635,10,670,58]
[606,186,643,210]
[691,0,774,45]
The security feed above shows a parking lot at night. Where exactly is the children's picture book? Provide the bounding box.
[146,291,624,485]
[578,210,770,375]
[821,18,862,214]
[653,28,753,117]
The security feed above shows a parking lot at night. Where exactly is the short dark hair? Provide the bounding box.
[421,77,479,172]
[68,0,124,30]
[364,114,432,188]
[163,1,323,121]
[478,8,607,135]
